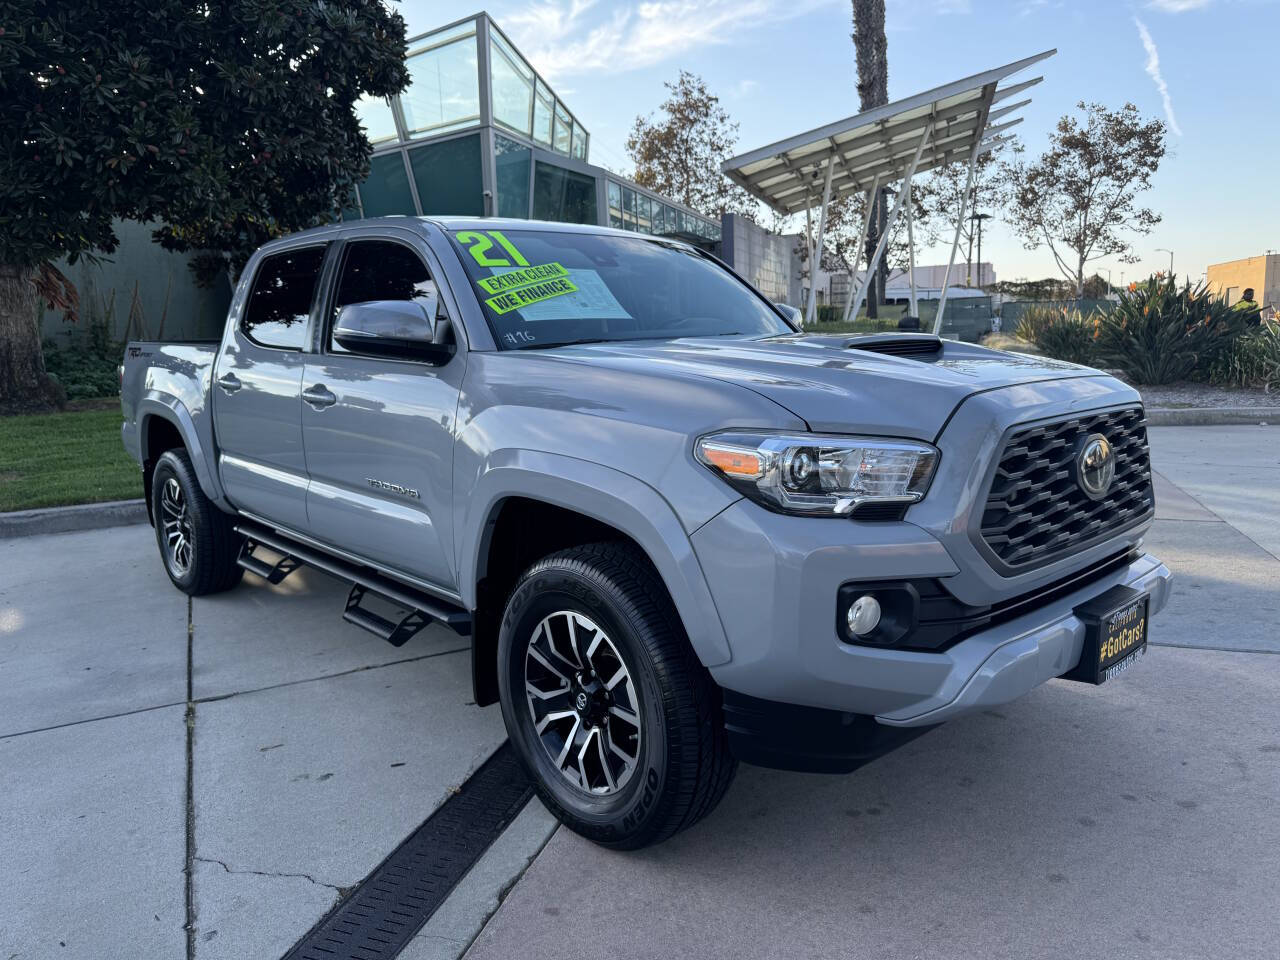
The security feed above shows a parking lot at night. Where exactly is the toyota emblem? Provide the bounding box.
[1076,433,1115,500]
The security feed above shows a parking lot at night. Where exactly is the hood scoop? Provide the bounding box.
[845,333,942,358]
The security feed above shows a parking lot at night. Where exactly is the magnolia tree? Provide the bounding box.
[0,1,409,407]
[1001,102,1166,297]
[625,71,757,221]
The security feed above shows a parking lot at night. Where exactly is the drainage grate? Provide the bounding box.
[282,742,533,960]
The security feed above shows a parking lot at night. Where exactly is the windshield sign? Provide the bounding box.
[450,229,791,350]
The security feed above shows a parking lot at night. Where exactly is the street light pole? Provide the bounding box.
[1156,247,1174,278]
[972,213,991,289]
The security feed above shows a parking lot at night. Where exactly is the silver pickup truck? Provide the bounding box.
[121,216,1172,848]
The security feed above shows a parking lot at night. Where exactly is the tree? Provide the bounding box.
[0,1,409,406]
[1001,102,1165,298]
[851,0,888,316]
[921,138,1016,285]
[626,71,756,222]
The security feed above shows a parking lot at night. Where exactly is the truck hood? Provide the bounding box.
[545,334,1105,440]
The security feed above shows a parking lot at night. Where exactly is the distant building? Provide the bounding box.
[346,13,721,244]
[1207,254,1279,310]
[825,263,997,305]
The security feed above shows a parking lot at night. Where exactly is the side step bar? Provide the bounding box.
[233,520,471,638]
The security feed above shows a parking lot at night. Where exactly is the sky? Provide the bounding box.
[403,0,1280,286]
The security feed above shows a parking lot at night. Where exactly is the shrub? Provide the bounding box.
[1015,306,1097,365]
[1209,322,1280,391]
[42,316,122,401]
[1093,276,1248,385]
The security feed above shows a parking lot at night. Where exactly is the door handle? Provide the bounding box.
[216,372,241,394]
[302,384,337,409]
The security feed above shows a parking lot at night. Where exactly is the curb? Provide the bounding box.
[0,498,147,540]
[1145,406,1280,427]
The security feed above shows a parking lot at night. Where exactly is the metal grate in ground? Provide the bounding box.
[281,742,533,960]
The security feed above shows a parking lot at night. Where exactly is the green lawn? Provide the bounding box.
[0,407,141,511]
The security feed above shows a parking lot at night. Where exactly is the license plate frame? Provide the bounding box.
[1063,584,1150,685]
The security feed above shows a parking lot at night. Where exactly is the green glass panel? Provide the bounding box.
[532,162,597,225]
[553,104,571,154]
[571,121,588,160]
[408,135,484,216]
[402,34,480,136]
[533,81,554,146]
[490,34,533,135]
[358,153,416,217]
[356,94,399,144]
[495,135,531,218]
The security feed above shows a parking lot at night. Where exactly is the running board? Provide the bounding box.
[343,584,432,647]
[236,541,302,585]
[233,520,471,638]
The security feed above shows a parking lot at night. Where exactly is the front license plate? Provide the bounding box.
[1063,584,1150,685]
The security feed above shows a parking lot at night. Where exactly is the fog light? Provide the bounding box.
[846,595,882,636]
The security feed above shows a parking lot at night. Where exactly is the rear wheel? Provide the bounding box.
[150,449,243,596]
[497,542,736,849]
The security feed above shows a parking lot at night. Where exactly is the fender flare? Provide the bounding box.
[457,449,733,667]
[138,393,228,508]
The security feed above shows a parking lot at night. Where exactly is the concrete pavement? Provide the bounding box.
[1,425,1277,960]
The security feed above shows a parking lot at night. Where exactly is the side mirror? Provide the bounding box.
[333,299,455,364]
[774,303,802,326]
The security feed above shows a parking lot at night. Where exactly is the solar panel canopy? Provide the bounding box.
[721,50,1055,216]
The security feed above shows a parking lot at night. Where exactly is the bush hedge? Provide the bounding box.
[1011,276,1266,386]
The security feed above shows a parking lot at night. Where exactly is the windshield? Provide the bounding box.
[448,228,793,350]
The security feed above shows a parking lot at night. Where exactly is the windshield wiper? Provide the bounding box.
[519,337,614,350]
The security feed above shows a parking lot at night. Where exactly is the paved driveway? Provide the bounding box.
[2,425,1277,959]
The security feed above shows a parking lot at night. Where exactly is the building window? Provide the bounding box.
[571,120,588,160]
[495,135,532,219]
[408,134,484,216]
[490,31,533,136]
[607,181,623,229]
[553,103,572,154]
[533,80,554,147]
[242,247,326,351]
[358,153,416,217]
[636,194,652,234]
[401,23,481,137]
[355,94,399,145]
[621,187,637,230]
[532,162,597,224]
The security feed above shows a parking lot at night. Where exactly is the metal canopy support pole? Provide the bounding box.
[906,181,918,318]
[804,195,813,316]
[804,157,835,327]
[839,173,882,323]
[846,121,934,327]
[931,138,982,336]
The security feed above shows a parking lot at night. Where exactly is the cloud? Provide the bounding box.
[935,0,972,13]
[1134,17,1182,136]
[1146,0,1212,11]
[501,0,829,80]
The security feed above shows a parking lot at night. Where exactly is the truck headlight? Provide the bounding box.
[695,432,938,517]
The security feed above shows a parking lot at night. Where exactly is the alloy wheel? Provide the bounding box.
[523,610,642,795]
[160,477,194,576]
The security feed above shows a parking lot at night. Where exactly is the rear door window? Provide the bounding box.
[242,247,326,350]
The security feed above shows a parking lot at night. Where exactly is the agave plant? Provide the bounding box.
[1014,305,1098,365]
[1094,275,1249,385]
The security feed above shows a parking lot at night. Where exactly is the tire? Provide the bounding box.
[150,449,244,596]
[497,542,737,849]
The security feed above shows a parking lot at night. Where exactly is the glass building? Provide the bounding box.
[346,13,721,245]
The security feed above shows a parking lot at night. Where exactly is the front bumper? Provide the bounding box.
[691,499,1172,730]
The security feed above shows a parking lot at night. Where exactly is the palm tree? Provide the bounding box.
[851,1,888,317]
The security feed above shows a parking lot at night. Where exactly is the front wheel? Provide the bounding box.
[497,543,736,849]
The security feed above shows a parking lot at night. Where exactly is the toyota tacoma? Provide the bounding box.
[120,217,1172,848]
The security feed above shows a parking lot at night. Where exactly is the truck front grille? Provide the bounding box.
[978,406,1153,572]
